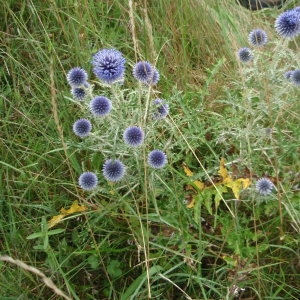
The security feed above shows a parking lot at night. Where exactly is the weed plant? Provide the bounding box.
[1,0,299,299]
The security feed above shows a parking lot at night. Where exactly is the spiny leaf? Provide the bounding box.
[225,178,251,199]
[218,158,251,199]
[183,164,205,191]
[214,185,228,210]
[184,158,251,211]
[201,185,228,214]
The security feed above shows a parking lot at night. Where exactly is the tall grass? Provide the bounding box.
[1,0,299,299]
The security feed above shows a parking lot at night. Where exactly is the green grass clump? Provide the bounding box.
[1,0,299,299]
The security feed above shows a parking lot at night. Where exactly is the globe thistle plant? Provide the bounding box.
[248,29,268,47]
[123,126,144,147]
[79,172,98,190]
[73,119,92,137]
[71,87,87,101]
[67,67,88,87]
[275,9,300,38]
[152,98,169,119]
[291,69,300,86]
[237,48,253,63]
[103,159,125,182]
[133,61,154,83]
[90,96,112,117]
[256,177,274,196]
[146,68,160,86]
[148,150,167,169]
[92,48,126,84]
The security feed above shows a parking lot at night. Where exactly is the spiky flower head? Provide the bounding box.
[79,172,98,190]
[67,67,88,87]
[284,70,294,80]
[256,177,274,196]
[237,48,253,63]
[148,150,167,169]
[146,68,160,86]
[291,69,300,86]
[103,159,125,182]
[71,87,86,101]
[248,29,268,47]
[90,96,112,117]
[92,48,126,84]
[123,126,144,147]
[73,119,92,137]
[152,98,169,119]
[133,61,154,83]
[275,9,300,38]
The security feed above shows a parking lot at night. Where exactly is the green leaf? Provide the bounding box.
[107,260,122,278]
[26,229,65,240]
[121,266,163,300]
[87,254,99,270]
[214,185,228,210]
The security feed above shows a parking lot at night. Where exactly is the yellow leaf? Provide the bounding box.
[239,178,251,189]
[184,159,251,210]
[48,214,65,229]
[225,180,242,199]
[194,180,205,191]
[224,177,251,199]
[187,197,195,208]
[218,157,228,180]
[183,164,194,177]
[60,201,87,215]
[218,158,251,199]
[48,200,87,228]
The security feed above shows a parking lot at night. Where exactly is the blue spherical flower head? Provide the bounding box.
[90,96,112,117]
[71,87,86,101]
[256,177,274,196]
[148,150,167,169]
[123,126,144,147]
[67,67,88,87]
[152,98,169,119]
[284,70,294,80]
[275,9,300,38]
[133,61,154,83]
[73,119,92,137]
[92,48,126,84]
[291,69,300,86]
[294,7,300,14]
[248,29,268,47]
[237,48,253,63]
[103,159,125,182]
[79,172,98,190]
[146,68,160,86]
